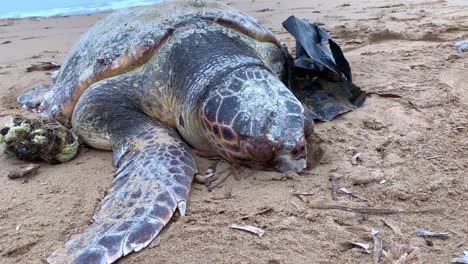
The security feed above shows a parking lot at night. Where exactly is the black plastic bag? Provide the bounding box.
[283,16,366,121]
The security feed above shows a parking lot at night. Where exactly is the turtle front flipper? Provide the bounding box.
[49,101,197,263]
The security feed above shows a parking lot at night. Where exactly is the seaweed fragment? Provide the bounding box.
[0,115,79,163]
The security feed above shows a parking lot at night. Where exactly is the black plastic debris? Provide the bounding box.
[283,16,366,121]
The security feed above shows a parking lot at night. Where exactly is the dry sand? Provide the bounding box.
[0,0,467,263]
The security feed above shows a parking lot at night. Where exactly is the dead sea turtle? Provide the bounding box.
[16,1,313,263]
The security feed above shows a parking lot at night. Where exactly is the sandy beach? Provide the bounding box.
[0,0,467,263]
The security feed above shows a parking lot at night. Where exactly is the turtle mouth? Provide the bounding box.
[241,136,276,163]
[275,153,307,173]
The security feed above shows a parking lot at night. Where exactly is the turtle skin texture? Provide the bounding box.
[26,1,310,263]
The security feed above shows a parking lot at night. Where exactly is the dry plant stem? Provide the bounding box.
[340,187,368,202]
[425,155,443,160]
[331,175,338,200]
[307,204,441,215]
[240,207,274,220]
[292,191,314,196]
[230,224,265,237]
[381,219,403,235]
[373,235,383,264]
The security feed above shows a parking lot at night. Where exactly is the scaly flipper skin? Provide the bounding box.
[28,1,309,262]
[47,81,197,264]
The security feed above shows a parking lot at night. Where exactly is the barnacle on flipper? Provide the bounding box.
[0,115,79,163]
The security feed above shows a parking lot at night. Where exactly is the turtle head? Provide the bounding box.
[201,67,308,173]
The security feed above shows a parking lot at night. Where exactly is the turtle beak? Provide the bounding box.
[275,154,306,173]
[274,136,307,173]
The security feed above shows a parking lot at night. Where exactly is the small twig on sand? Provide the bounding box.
[425,155,443,160]
[372,230,383,264]
[230,224,265,237]
[367,92,420,111]
[240,207,274,220]
[291,186,315,197]
[307,204,441,215]
[292,191,315,196]
[416,229,450,238]
[339,187,368,202]
[381,219,402,235]
[451,251,468,263]
[291,201,305,211]
[211,195,237,200]
[330,175,338,200]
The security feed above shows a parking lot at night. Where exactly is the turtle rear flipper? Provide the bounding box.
[49,98,197,263]
[17,84,54,115]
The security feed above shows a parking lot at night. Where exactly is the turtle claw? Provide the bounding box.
[17,84,54,114]
[194,168,215,184]
[194,161,238,190]
[177,201,187,216]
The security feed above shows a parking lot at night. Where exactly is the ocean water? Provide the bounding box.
[0,0,164,19]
